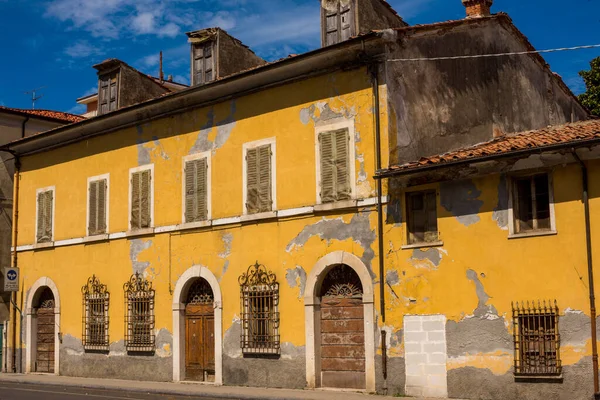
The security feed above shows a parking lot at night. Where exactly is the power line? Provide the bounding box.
[387,44,600,62]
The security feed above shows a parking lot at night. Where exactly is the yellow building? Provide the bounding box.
[1,1,596,399]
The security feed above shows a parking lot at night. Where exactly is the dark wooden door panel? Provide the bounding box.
[36,309,55,373]
[185,304,215,382]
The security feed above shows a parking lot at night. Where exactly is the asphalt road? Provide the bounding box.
[0,382,228,400]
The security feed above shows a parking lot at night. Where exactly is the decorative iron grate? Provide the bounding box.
[82,275,109,351]
[512,300,561,376]
[239,261,280,355]
[124,272,155,352]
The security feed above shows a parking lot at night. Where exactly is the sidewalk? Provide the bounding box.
[0,373,454,400]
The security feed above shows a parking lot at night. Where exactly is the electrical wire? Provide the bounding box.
[387,44,600,62]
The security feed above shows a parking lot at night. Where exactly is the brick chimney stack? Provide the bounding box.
[461,0,492,18]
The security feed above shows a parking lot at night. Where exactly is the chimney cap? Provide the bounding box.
[462,0,493,18]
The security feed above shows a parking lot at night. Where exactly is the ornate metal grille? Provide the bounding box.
[37,287,55,309]
[82,275,109,350]
[186,279,214,305]
[124,272,155,352]
[320,264,363,298]
[239,262,280,355]
[512,300,561,376]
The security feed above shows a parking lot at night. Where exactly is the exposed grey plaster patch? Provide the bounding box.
[286,213,377,278]
[130,239,152,274]
[466,269,497,317]
[110,340,126,355]
[155,328,173,358]
[299,103,346,125]
[224,318,243,358]
[279,342,306,360]
[411,248,441,267]
[219,260,229,283]
[61,334,84,356]
[136,125,151,166]
[357,154,367,182]
[386,270,400,286]
[492,174,508,229]
[558,311,592,346]
[214,101,237,149]
[386,197,402,225]
[190,108,216,154]
[151,136,170,160]
[300,105,314,125]
[446,317,512,357]
[285,266,307,298]
[219,233,233,259]
[319,103,344,121]
[440,180,483,227]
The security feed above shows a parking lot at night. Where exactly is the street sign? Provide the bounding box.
[3,267,18,292]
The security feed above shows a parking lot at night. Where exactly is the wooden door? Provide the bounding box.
[185,304,215,381]
[36,307,55,373]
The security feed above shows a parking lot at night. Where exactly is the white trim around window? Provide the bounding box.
[86,173,110,237]
[181,151,212,225]
[242,137,277,216]
[128,164,155,231]
[507,172,557,239]
[314,118,356,205]
[35,186,55,245]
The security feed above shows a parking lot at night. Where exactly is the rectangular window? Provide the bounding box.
[239,263,280,355]
[324,4,354,46]
[36,188,54,243]
[184,156,208,223]
[245,143,273,214]
[88,176,108,236]
[124,273,155,352]
[82,275,109,351]
[512,174,552,234]
[99,71,118,114]
[512,300,561,377]
[192,42,214,86]
[406,190,438,245]
[130,166,153,230]
[319,129,351,203]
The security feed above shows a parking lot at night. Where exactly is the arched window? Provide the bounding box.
[124,272,155,352]
[82,275,109,350]
[239,262,279,355]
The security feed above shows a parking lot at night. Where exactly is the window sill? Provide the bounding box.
[83,234,109,244]
[314,199,357,212]
[514,374,563,383]
[401,241,444,250]
[241,211,277,223]
[125,228,155,238]
[33,241,54,250]
[177,220,211,231]
[508,230,557,240]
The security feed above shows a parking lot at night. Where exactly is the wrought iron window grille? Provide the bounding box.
[512,300,562,377]
[82,275,110,351]
[124,272,155,353]
[239,261,280,355]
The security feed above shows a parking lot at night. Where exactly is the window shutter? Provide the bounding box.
[36,192,44,242]
[258,145,272,212]
[43,191,53,240]
[141,169,151,228]
[246,148,259,213]
[97,179,107,233]
[334,129,351,200]
[184,161,196,223]
[197,158,208,220]
[89,181,98,235]
[340,7,352,41]
[131,172,141,229]
[320,132,335,203]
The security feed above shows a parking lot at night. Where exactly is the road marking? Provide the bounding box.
[0,385,150,399]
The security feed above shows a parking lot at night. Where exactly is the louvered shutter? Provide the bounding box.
[185,159,208,223]
[89,181,98,235]
[97,179,107,233]
[320,132,335,203]
[334,129,351,200]
[36,192,44,242]
[43,191,53,241]
[197,158,208,220]
[184,161,196,223]
[246,148,259,214]
[140,169,151,228]
[258,145,272,212]
[131,172,141,229]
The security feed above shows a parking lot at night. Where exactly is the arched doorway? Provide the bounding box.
[184,278,215,382]
[34,288,55,373]
[319,265,365,389]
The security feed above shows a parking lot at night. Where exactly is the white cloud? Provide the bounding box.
[64,40,103,58]
[132,12,156,35]
[209,11,236,31]
[67,103,87,115]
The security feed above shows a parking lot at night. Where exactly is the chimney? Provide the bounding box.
[462,0,492,18]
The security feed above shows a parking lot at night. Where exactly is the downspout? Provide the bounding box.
[572,149,600,399]
[370,63,387,389]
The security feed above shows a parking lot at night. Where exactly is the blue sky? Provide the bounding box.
[0,0,599,114]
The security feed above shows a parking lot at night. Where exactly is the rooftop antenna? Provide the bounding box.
[159,51,164,84]
[24,86,45,109]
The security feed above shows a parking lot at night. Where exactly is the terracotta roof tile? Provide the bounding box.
[0,106,85,124]
[384,119,600,174]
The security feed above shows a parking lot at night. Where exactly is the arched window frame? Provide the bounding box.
[124,272,155,352]
[81,275,110,351]
[239,262,280,355]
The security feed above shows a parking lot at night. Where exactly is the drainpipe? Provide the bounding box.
[572,149,600,399]
[370,63,387,390]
